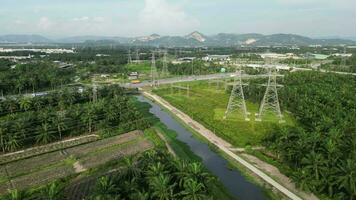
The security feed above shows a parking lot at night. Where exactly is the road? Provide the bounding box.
[143,91,303,200]
[122,73,283,88]
[235,63,356,76]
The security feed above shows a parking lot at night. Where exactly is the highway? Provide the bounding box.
[121,72,284,88]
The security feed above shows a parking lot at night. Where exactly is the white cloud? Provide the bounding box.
[14,19,24,25]
[137,0,200,35]
[72,16,90,21]
[37,17,53,30]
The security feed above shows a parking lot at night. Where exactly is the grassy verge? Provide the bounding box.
[153,80,294,147]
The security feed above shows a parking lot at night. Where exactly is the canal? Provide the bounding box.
[137,96,266,200]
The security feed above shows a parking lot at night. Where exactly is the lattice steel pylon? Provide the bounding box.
[128,49,132,64]
[162,50,169,77]
[224,69,250,121]
[340,46,347,70]
[135,49,140,61]
[151,51,159,87]
[255,67,284,123]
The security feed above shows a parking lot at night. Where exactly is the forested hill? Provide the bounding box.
[265,71,356,199]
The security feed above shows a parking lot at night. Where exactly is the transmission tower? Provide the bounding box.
[92,82,98,102]
[136,49,140,61]
[224,68,250,121]
[162,50,169,77]
[255,67,284,123]
[151,51,159,87]
[128,49,132,64]
[340,46,347,70]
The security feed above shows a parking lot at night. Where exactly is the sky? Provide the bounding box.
[0,0,355,38]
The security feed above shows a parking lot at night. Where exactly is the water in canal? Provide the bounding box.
[137,96,266,200]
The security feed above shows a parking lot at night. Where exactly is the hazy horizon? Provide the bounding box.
[1,0,356,38]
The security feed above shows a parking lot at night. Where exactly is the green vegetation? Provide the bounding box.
[0,86,151,153]
[168,60,222,76]
[154,71,356,199]
[154,81,294,146]
[263,72,356,199]
[0,60,75,95]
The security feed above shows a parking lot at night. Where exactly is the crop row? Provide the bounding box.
[5,151,67,178]
[0,180,11,194]
[11,164,75,191]
[80,139,153,169]
[66,131,142,158]
[0,135,98,164]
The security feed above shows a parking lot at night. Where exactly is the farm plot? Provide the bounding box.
[11,164,75,191]
[66,130,142,158]
[0,130,153,195]
[80,139,153,169]
[0,135,98,165]
[5,151,68,177]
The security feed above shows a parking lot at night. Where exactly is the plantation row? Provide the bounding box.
[247,71,356,199]
[0,86,151,153]
[0,60,75,96]
[0,85,127,116]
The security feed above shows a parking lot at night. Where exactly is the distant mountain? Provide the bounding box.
[1,32,355,46]
[0,34,52,43]
[185,31,207,42]
[57,36,130,43]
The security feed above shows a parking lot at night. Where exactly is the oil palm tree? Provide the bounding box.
[336,159,356,198]
[5,134,20,152]
[187,163,212,184]
[130,191,149,200]
[41,182,63,200]
[179,179,208,200]
[93,176,117,199]
[146,162,168,178]
[19,97,32,111]
[149,174,175,200]
[0,125,6,153]
[36,123,54,144]
[52,111,67,140]
[119,157,141,179]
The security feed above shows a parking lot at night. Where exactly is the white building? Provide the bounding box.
[202,55,231,62]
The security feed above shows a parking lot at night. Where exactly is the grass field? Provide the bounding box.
[154,80,295,147]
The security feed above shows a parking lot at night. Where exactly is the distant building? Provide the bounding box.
[331,53,352,57]
[172,57,196,64]
[128,72,139,80]
[202,55,231,62]
[303,53,329,60]
[259,53,299,60]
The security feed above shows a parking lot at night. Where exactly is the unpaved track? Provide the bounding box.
[143,91,304,200]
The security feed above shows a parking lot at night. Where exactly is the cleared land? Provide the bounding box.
[153,81,294,147]
[0,130,153,194]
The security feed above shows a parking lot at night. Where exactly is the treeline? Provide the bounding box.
[167,61,221,75]
[0,61,75,95]
[330,54,356,73]
[262,72,356,199]
[0,86,151,153]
